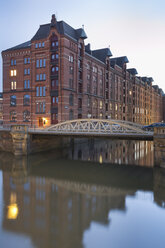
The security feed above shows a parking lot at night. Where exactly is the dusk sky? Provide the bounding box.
[0,0,165,92]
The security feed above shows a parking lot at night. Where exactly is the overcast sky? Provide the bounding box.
[0,0,165,92]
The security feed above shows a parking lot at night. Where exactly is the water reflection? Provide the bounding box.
[65,138,154,166]
[0,139,165,248]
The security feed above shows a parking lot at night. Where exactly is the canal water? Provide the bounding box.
[0,138,165,248]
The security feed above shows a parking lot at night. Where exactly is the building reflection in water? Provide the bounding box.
[65,138,154,167]
[0,139,164,248]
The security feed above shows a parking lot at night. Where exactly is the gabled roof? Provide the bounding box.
[110,56,129,68]
[91,48,112,63]
[127,68,138,75]
[31,21,87,41]
[142,77,153,86]
[3,41,31,52]
[3,16,88,52]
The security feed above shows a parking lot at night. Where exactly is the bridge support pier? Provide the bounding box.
[11,125,29,156]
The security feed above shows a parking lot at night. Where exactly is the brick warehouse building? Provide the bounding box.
[2,14,164,127]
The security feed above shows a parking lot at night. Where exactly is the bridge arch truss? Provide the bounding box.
[45,119,151,136]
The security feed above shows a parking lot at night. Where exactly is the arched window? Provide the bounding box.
[51,66,58,75]
[51,53,58,61]
[69,94,73,106]
[23,95,30,106]
[69,110,73,120]
[23,110,30,122]
[10,111,17,122]
[10,95,16,106]
[51,34,58,49]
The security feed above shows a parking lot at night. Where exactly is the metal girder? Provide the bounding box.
[46,119,150,135]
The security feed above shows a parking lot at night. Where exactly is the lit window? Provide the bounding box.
[10,70,17,77]
[10,111,17,122]
[11,81,16,90]
[100,101,103,109]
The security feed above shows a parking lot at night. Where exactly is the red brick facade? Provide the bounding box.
[1,15,164,127]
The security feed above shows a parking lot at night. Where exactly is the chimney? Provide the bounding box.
[51,14,56,27]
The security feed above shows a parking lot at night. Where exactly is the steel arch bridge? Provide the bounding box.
[45,119,152,137]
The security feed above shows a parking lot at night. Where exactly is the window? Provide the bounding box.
[69,79,73,89]
[10,95,16,106]
[69,94,73,106]
[11,81,16,90]
[36,59,39,68]
[70,66,73,74]
[52,96,58,104]
[36,102,46,113]
[39,42,41,48]
[24,58,30,64]
[10,70,17,76]
[43,59,46,67]
[69,110,73,120]
[69,55,74,63]
[36,74,39,81]
[24,80,30,89]
[23,95,30,106]
[11,59,16,66]
[78,98,82,109]
[93,66,97,73]
[36,86,46,97]
[51,66,58,73]
[42,42,45,47]
[51,53,58,60]
[10,111,17,122]
[87,63,90,70]
[40,59,42,68]
[35,43,38,49]
[100,101,103,109]
[36,86,39,97]
[51,80,58,89]
[24,68,30,75]
[36,74,46,81]
[23,110,30,122]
